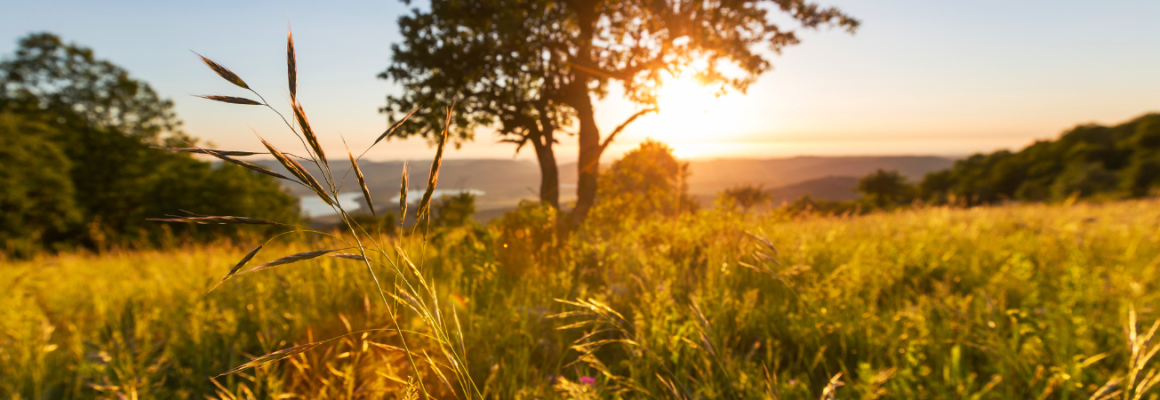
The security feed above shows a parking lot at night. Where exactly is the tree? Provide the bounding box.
[433,192,477,227]
[0,33,300,251]
[857,169,915,209]
[718,184,772,212]
[0,113,81,255]
[383,0,859,226]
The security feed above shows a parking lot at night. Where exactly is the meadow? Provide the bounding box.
[2,199,1159,399]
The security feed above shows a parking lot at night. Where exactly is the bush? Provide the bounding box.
[588,140,697,229]
[493,200,557,277]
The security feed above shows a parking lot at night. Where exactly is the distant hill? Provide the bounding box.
[920,113,1160,204]
[679,156,952,199]
[254,155,954,220]
[691,175,862,207]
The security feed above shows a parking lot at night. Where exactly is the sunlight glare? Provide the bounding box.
[652,74,723,143]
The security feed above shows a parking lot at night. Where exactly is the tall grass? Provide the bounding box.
[3,198,1160,398]
[165,29,477,399]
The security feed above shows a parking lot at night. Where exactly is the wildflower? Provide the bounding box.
[580,376,596,385]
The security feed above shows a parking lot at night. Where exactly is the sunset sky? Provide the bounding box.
[3,0,1158,162]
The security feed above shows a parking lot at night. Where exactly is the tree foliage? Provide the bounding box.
[383,0,858,223]
[0,33,299,255]
[433,192,477,228]
[919,113,1160,204]
[718,184,772,212]
[0,113,80,256]
[857,169,915,209]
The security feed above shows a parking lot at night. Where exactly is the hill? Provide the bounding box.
[921,112,1160,203]
[258,155,953,218]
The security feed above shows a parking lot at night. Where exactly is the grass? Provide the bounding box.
[2,199,1160,399]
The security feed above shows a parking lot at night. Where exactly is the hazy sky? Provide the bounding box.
[3,0,1158,162]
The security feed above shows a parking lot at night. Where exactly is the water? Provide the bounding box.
[394,189,485,204]
[300,189,485,217]
[300,192,364,218]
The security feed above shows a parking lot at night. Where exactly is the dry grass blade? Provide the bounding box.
[820,372,844,400]
[195,95,263,105]
[331,253,368,261]
[400,161,409,222]
[154,147,260,157]
[1089,377,1121,400]
[395,245,431,294]
[258,134,332,205]
[242,248,350,274]
[217,329,387,377]
[208,245,262,293]
[374,107,420,146]
[347,147,375,218]
[146,216,282,225]
[287,28,296,101]
[293,102,327,168]
[193,51,249,89]
[417,108,451,219]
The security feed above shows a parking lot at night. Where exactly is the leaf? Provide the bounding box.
[193,52,249,89]
[195,95,263,105]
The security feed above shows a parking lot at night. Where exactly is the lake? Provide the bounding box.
[300,189,485,217]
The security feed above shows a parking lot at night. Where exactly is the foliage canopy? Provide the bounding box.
[382,0,859,221]
[0,33,299,255]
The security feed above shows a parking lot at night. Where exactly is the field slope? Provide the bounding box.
[2,200,1158,399]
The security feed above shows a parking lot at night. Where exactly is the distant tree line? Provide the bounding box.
[716,113,1160,216]
[920,113,1160,204]
[0,33,299,257]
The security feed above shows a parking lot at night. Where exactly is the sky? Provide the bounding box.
[2,0,1159,162]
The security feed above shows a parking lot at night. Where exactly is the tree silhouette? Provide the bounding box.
[857,169,915,209]
[719,184,772,212]
[382,0,858,226]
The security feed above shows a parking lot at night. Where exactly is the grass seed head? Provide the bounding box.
[243,248,349,274]
[287,28,297,101]
[374,107,419,146]
[195,95,263,105]
[194,52,249,89]
[417,107,452,219]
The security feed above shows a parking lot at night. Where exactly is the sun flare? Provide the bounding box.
[649,74,724,144]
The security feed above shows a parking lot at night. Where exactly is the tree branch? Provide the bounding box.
[600,107,657,153]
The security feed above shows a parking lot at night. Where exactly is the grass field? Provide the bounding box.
[2,199,1159,399]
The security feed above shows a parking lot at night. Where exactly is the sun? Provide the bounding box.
[650,74,721,144]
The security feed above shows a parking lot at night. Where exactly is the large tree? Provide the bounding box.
[0,33,300,251]
[383,0,859,225]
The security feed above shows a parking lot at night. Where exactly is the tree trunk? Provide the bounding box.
[569,92,600,226]
[530,132,559,209]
